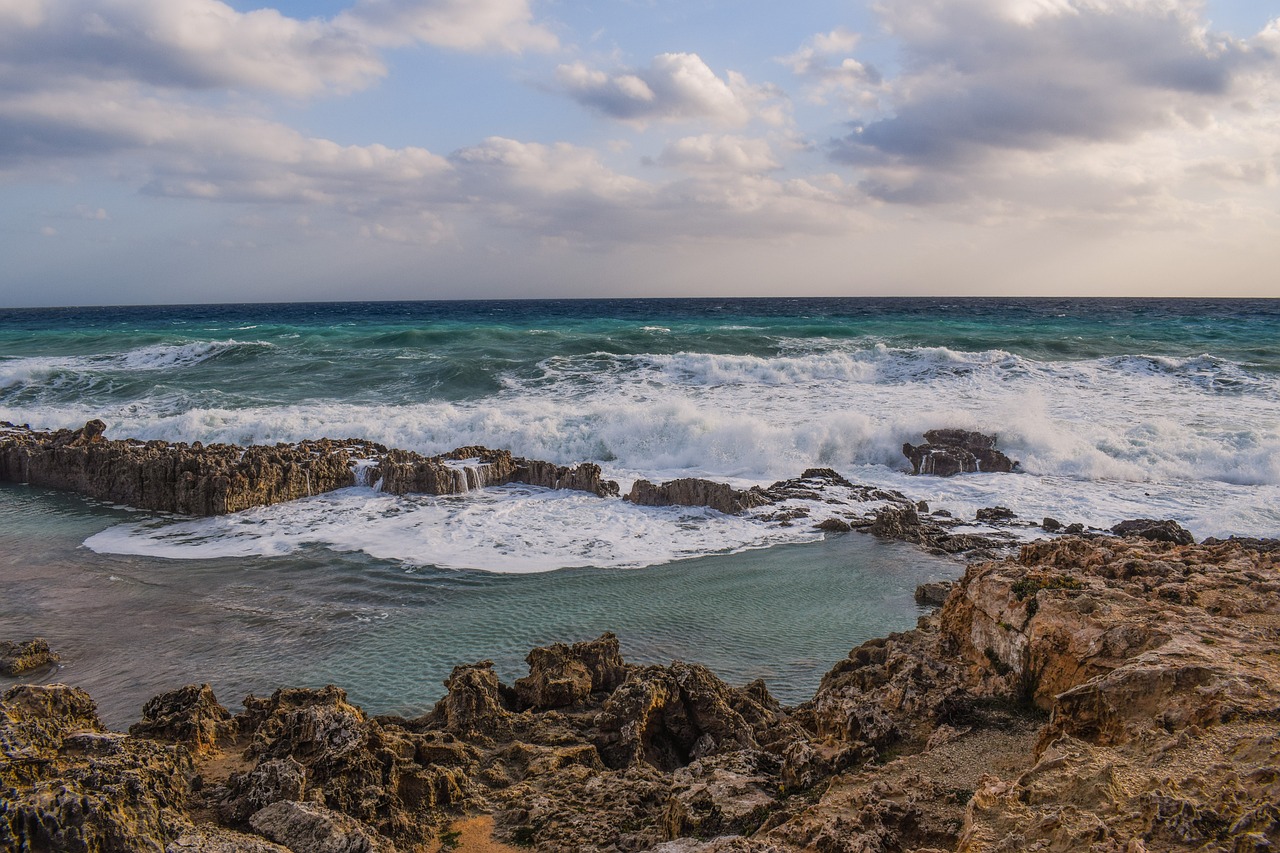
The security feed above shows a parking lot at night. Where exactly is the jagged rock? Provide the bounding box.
[0,637,60,676]
[1042,517,1062,532]
[815,518,852,533]
[595,662,761,771]
[662,752,779,840]
[626,478,772,515]
[431,661,515,738]
[914,581,953,607]
[0,422,622,515]
[1110,518,1195,545]
[515,633,632,711]
[249,800,395,853]
[0,684,195,852]
[975,506,1015,522]
[516,459,620,498]
[220,757,307,823]
[902,429,1018,476]
[130,683,236,755]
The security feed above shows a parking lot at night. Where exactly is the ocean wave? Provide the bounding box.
[83,485,819,572]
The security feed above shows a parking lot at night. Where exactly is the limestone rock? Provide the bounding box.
[130,683,237,755]
[0,637,60,676]
[249,800,395,853]
[626,478,772,515]
[431,661,515,738]
[515,632,632,711]
[515,459,620,497]
[902,429,1018,476]
[914,581,953,608]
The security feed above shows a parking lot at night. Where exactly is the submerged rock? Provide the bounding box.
[0,637,60,676]
[902,428,1018,476]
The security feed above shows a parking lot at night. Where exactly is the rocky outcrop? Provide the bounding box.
[129,683,236,756]
[0,637,60,676]
[626,477,772,514]
[0,422,622,515]
[6,538,1277,852]
[1110,517,1196,545]
[516,459,620,498]
[902,429,1018,476]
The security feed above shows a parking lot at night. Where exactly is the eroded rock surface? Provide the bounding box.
[0,638,60,676]
[5,537,1278,852]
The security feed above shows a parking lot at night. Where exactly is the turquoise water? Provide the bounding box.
[2,297,1277,724]
[0,482,953,728]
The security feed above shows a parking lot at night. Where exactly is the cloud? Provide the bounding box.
[780,27,882,106]
[338,0,556,53]
[657,135,781,174]
[0,0,554,100]
[823,0,1280,212]
[556,53,785,127]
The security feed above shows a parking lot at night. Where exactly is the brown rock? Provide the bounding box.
[626,478,771,514]
[0,637,60,676]
[249,800,395,853]
[130,683,236,755]
[515,632,632,711]
[902,429,1018,476]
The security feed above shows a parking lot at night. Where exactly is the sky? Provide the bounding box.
[1,0,1278,306]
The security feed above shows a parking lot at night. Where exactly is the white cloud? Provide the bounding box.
[780,27,881,107]
[337,0,557,53]
[556,53,785,127]
[824,0,1280,218]
[0,0,554,101]
[657,135,781,174]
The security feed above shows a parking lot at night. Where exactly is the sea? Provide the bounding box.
[1,297,1277,726]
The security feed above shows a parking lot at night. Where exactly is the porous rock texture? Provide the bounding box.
[0,421,619,515]
[4,538,1278,852]
[0,638,60,677]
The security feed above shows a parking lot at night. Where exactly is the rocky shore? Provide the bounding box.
[4,534,1278,852]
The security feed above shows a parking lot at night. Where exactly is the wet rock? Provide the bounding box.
[0,637,60,676]
[814,517,852,533]
[515,459,620,498]
[249,800,394,853]
[975,506,1015,522]
[130,683,236,755]
[1042,517,1062,532]
[626,478,772,515]
[902,429,1018,476]
[1111,518,1195,545]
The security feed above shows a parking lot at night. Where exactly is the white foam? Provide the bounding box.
[84,486,821,573]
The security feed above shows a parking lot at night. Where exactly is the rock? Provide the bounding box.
[814,518,851,533]
[869,504,921,539]
[130,683,236,755]
[1111,518,1195,545]
[594,662,760,771]
[914,581,953,607]
[902,429,1018,476]
[0,684,196,852]
[1042,517,1062,532]
[626,478,772,515]
[0,637,60,676]
[431,661,515,738]
[167,826,294,852]
[515,633,632,711]
[975,506,1015,522]
[220,757,307,823]
[249,800,394,853]
[0,422,620,515]
[515,459,620,498]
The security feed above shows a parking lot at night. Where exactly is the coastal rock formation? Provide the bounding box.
[1110,517,1196,545]
[626,477,772,514]
[902,429,1018,476]
[0,638,60,676]
[5,537,1278,852]
[0,422,621,515]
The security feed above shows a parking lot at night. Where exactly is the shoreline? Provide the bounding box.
[4,534,1277,851]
